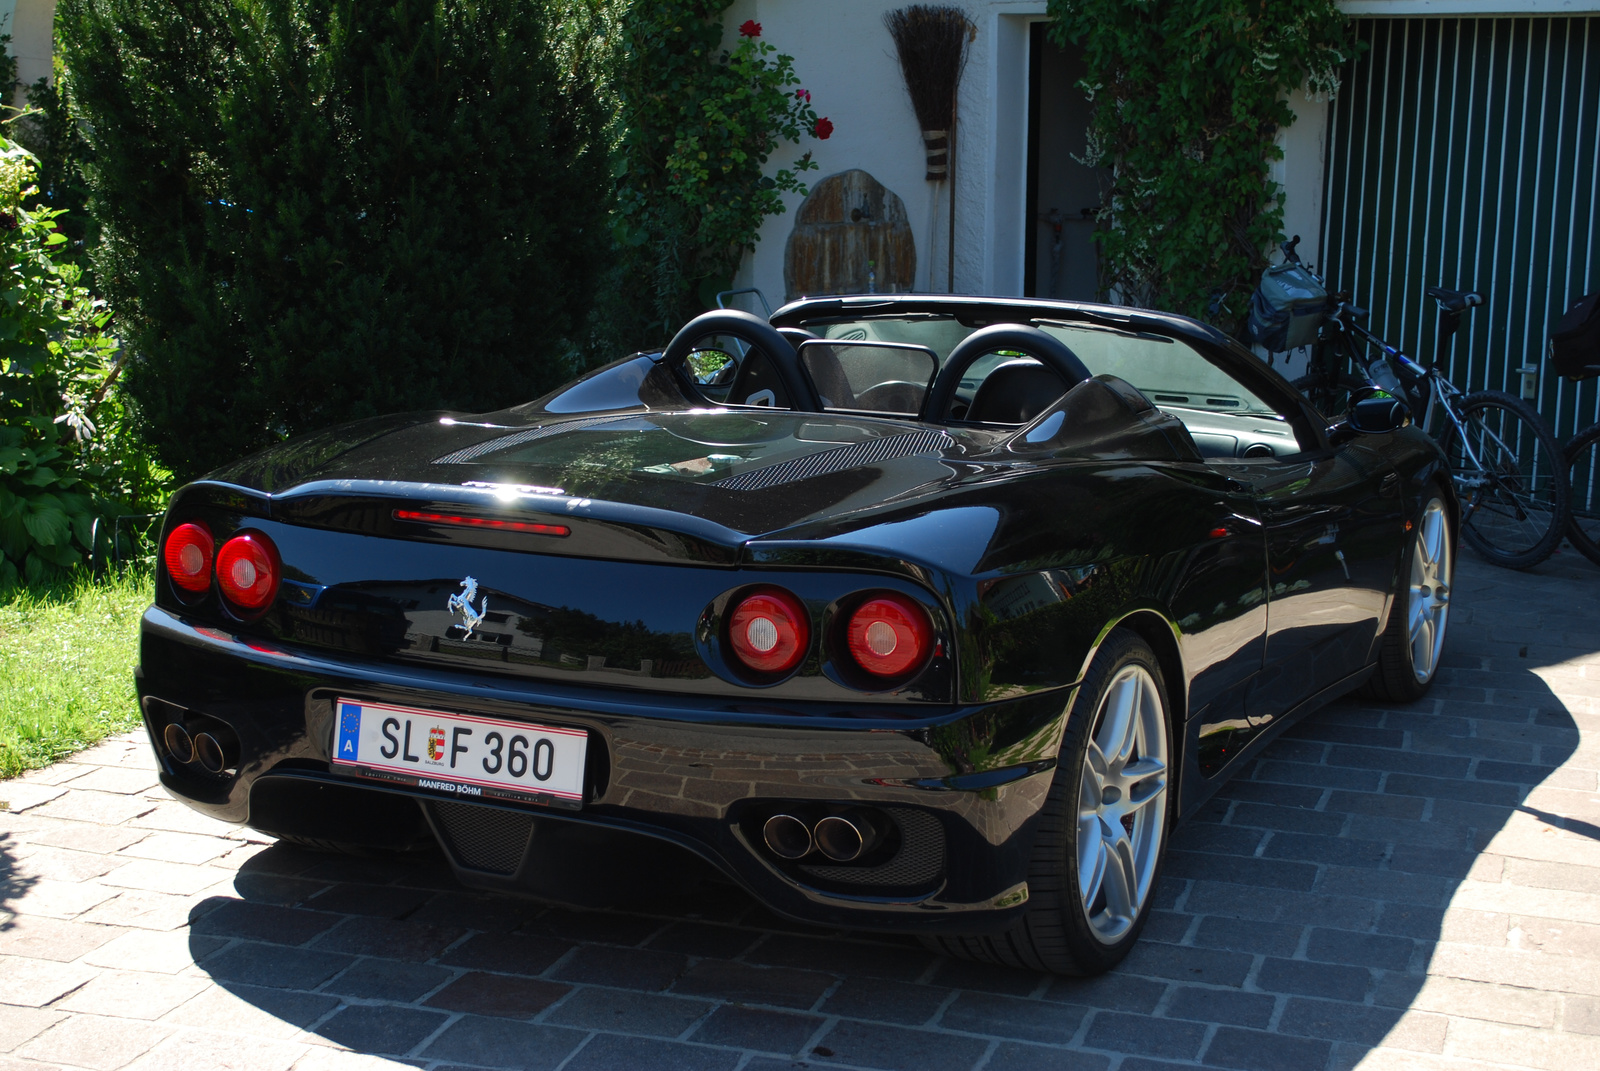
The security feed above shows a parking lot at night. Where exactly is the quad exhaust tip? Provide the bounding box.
[193,732,230,774]
[762,809,888,863]
[762,814,814,859]
[163,723,194,765]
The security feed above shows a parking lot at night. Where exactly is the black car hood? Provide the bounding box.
[204,408,996,539]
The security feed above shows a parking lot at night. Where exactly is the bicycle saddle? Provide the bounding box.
[1426,286,1484,312]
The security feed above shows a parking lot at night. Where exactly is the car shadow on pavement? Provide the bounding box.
[179,556,1595,1070]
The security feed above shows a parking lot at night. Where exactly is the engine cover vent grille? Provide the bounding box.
[427,800,535,875]
[713,430,951,492]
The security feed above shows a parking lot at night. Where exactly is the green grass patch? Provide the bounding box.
[0,569,151,780]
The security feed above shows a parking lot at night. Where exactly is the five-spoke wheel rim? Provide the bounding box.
[1077,663,1168,945]
[1408,499,1452,684]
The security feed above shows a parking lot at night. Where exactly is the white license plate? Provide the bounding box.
[332,698,586,804]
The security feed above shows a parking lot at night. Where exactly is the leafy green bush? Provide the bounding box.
[611,4,826,339]
[56,0,612,481]
[0,135,164,588]
[1048,0,1357,329]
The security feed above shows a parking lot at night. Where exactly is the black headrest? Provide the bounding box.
[966,360,1072,424]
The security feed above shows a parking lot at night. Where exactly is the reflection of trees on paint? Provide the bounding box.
[925,691,1071,798]
[517,605,701,676]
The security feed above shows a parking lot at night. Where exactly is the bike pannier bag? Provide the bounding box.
[1549,290,1600,381]
[1246,261,1328,352]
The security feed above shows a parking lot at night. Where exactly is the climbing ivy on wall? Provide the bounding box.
[612,4,827,339]
[1047,0,1357,330]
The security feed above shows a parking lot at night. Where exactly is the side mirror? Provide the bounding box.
[1345,389,1411,435]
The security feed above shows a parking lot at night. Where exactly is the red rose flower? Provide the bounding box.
[814,117,834,140]
[739,20,761,37]
[796,88,811,102]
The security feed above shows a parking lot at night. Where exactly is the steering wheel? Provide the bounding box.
[921,324,1092,422]
[853,380,927,414]
[660,310,823,412]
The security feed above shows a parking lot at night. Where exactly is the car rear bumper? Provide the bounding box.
[137,606,1069,932]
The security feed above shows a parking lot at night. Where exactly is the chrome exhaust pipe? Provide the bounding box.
[162,723,194,765]
[193,732,231,774]
[814,810,887,862]
[762,814,814,859]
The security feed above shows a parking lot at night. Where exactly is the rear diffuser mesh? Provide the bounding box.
[428,800,534,875]
[800,807,945,887]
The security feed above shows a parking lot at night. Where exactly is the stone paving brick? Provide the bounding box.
[4,877,118,919]
[1264,831,1389,868]
[645,921,762,960]
[1042,973,1167,1014]
[1192,916,1302,957]
[1165,986,1275,1029]
[62,767,161,795]
[545,986,714,1036]
[203,942,356,990]
[0,1006,63,1052]
[983,1041,1111,1070]
[123,1030,309,1071]
[1255,958,1372,1002]
[1228,802,1347,835]
[1444,1017,1600,1071]
[309,915,463,961]
[9,844,122,882]
[1305,927,1416,971]
[424,971,570,1018]
[1566,995,1600,1036]
[1201,1026,1332,1070]
[939,991,1086,1044]
[1117,943,1253,988]
[29,790,155,826]
[672,959,834,1008]
[77,888,216,931]
[0,783,67,813]
[301,882,432,919]
[56,970,210,1020]
[552,943,689,991]
[435,931,572,976]
[314,1004,450,1056]
[0,915,123,962]
[98,858,229,896]
[13,820,149,855]
[1083,1011,1207,1060]
[745,934,935,982]
[320,956,451,1003]
[0,957,97,1007]
[418,1015,586,1069]
[15,1014,171,1070]
[562,1033,742,1071]
[116,830,233,865]
[157,982,337,1039]
[689,1004,823,1053]
[810,1018,990,1071]
[819,978,952,1025]
[188,900,343,945]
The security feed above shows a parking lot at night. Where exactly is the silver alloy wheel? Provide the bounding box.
[1077,663,1168,945]
[1409,498,1452,684]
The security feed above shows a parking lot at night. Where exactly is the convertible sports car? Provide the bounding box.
[137,294,1455,975]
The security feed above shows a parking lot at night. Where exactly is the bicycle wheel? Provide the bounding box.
[1437,389,1569,569]
[1564,421,1600,566]
[1290,372,1367,418]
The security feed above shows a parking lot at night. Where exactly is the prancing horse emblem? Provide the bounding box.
[447,577,488,638]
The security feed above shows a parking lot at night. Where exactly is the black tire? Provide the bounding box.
[1360,485,1454,703]
[1565,421,1600,567]
[1290,371,1367,418]
[1436,389,1569,570]
[922,628,1175,975]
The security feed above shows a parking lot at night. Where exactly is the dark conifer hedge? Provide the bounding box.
[57,0,611,479]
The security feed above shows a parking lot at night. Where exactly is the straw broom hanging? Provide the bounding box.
[885,5,974,291]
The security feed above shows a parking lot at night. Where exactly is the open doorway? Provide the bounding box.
[1023,23,1101,301]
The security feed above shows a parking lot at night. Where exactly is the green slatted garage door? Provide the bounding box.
[1320,15,1600,447]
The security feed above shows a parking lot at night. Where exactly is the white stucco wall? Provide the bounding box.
[2,0,56,93]
[725,1,1333,312]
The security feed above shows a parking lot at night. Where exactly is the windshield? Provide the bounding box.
[801,314,1279,417]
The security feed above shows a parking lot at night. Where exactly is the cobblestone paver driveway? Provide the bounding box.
[1,554,1597,1071]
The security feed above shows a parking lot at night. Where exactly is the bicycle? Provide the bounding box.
[1283,239,1570,570]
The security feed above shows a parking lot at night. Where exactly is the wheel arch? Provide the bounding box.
[1078,606,1188,742]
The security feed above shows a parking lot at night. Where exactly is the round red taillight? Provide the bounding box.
[215,532,281,611]
[845,593,932,678]
[727,588,811,675]
[163,523,214,593]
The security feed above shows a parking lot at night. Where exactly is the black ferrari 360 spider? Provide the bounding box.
[138,294,1454,975]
